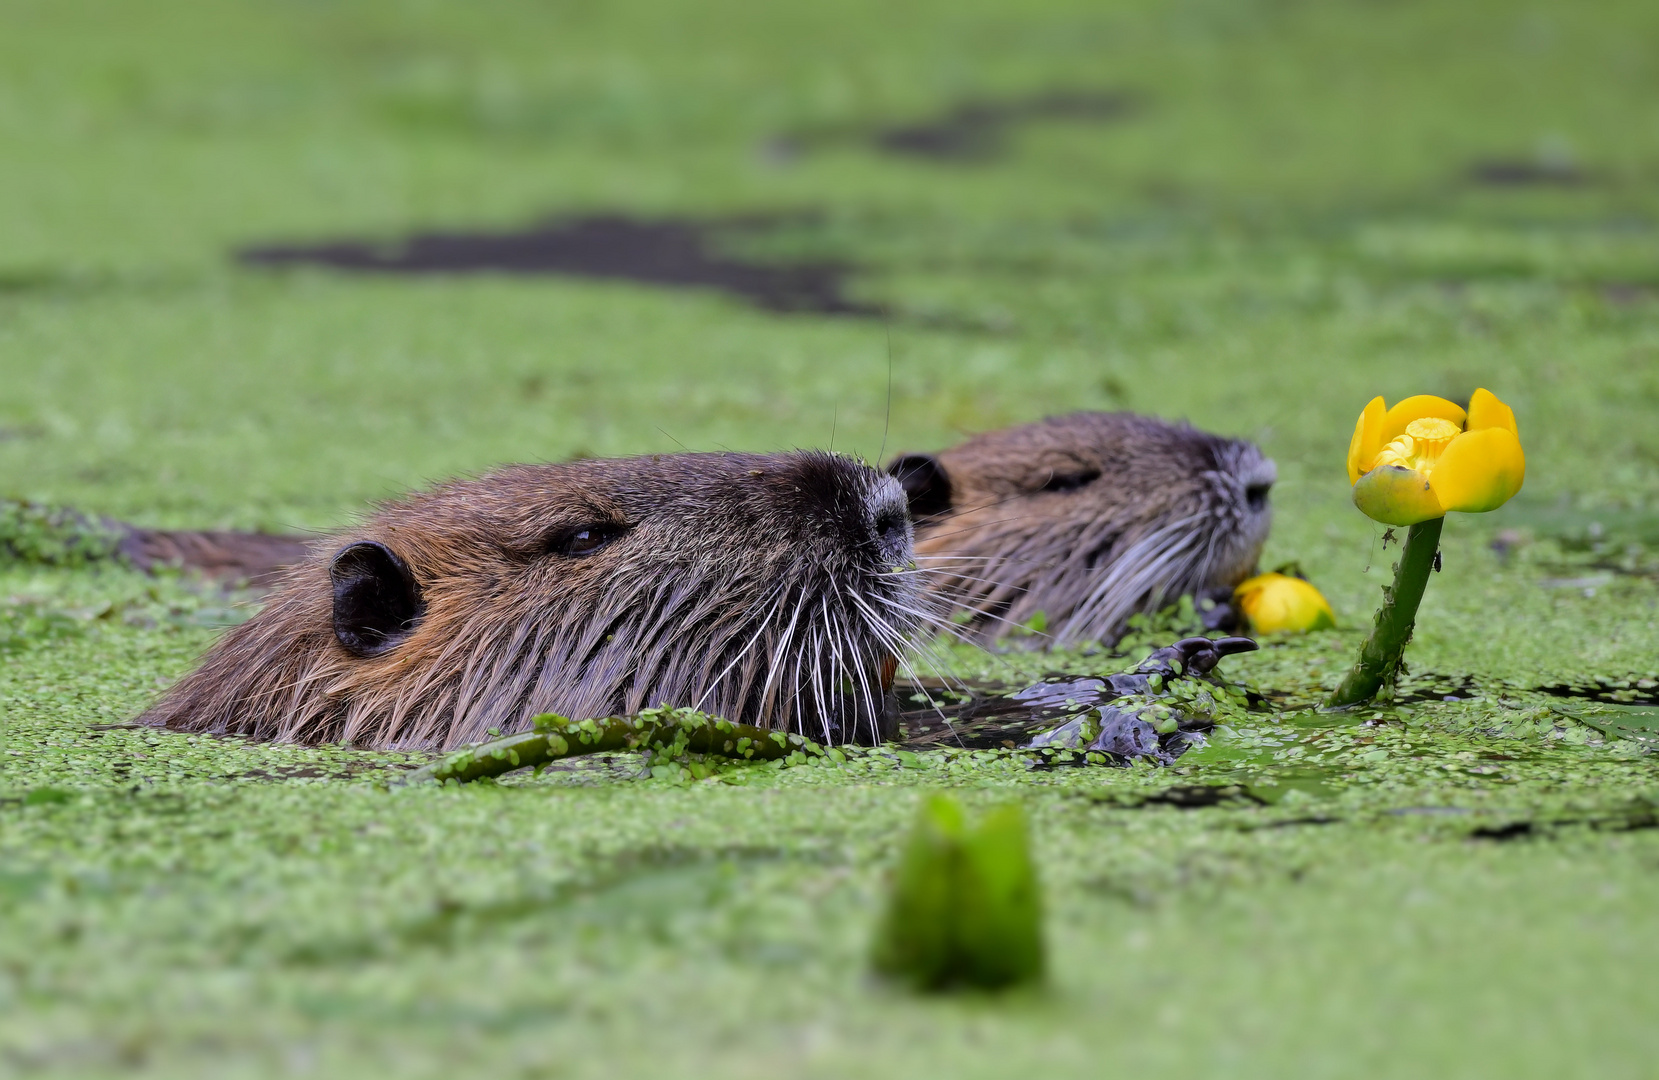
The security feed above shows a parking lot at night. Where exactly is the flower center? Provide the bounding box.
[1370,416,1462,475]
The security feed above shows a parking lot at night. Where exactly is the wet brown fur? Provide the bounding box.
[141,452,924,750]
[889,412,1274,647]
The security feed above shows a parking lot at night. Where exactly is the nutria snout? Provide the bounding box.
[141,451,927,749]
[887,411,1274,647]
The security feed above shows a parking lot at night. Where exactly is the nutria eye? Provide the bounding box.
[549,524,624,557]
[1245,483,1271,510]
[1041,468,1101,493]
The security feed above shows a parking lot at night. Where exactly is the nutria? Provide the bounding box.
[887,412,1274,647]
[141,452,926,750]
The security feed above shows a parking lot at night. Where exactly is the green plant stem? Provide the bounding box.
[1326,516,1445,709]
[402,713,817,785]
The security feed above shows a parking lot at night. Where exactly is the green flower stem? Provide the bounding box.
[403,713,818,785]
[1326,516,1445,709]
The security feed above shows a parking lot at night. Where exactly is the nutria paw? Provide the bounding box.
[1021,635,1258,765]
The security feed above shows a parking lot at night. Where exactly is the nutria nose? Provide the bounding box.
[867,477,914,566]
[1244,458,1278,511]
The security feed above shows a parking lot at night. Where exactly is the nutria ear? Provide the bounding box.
[329,541,425,657]
[887,453,953,518]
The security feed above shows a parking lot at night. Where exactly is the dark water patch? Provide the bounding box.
[769,89,1136,164]
[1468,802,1659,842]
[1366,671,1659,710]
[1075,781,1344,826]
[1239,815,1341,831]
[239,214,883,317]
[1387,806,1474,816]
[1071,783,1260,810]
[1596,805,1659,832]
[1470,821,1535,841]
[1467,159,1590,187]
[1135,784,1264,809]
[1539,680,1659,707]
[872,91,1136,162]
[1391,673,1483,705]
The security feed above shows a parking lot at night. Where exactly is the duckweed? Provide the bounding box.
[6,0,1659,1074]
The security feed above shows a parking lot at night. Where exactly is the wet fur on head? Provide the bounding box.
[141,452,927,750]
[889,412,1274,647]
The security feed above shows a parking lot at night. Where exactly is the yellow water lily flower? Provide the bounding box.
[1346,388,1525,526]
[1234,572,1336,634]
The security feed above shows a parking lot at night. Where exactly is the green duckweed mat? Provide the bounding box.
[3,0,1659,1075]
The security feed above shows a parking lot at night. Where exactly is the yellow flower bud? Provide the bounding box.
[1234,572,1336,634]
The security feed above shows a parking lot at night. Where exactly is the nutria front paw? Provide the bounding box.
[1021,635,1258,765]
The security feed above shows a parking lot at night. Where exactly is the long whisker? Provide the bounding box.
[691,587,784,715]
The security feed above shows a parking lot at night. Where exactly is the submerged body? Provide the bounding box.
[119,527,313,589]
[888,412,1274,647]
[142,452,925,750]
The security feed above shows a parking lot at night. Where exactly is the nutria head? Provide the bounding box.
[887,412,1274,647]
[141,452,924,749]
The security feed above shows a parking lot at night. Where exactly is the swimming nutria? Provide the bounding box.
[886,412,1274,647]
[141,452,926,750]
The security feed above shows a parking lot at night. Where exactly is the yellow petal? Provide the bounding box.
[1347,396,1387,484]
[1378,395,1467,447]
[1352,465,1445,525]
[1465,387,1518,437]
[1429,427,1525,514]
[1234,573,1336,634]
